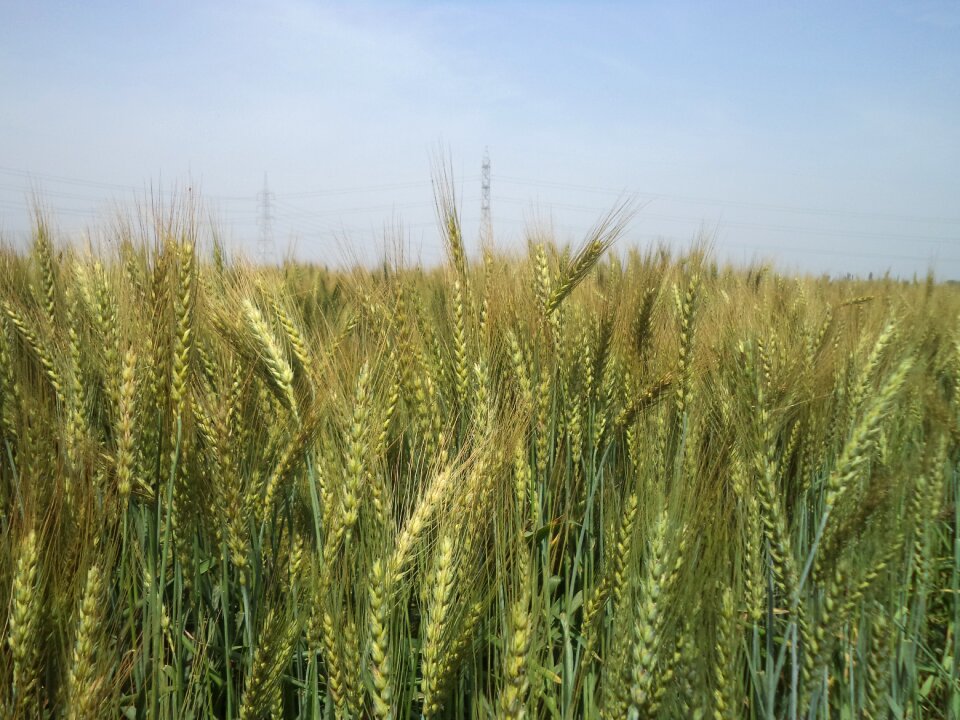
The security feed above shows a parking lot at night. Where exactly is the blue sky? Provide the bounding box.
[2,1,958,276]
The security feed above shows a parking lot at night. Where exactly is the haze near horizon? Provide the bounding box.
[1,1,958,277]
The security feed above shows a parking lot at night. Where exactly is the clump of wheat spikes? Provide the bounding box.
[0,188,958,719]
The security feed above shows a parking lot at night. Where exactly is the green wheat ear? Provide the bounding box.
[9,529,41,708]
[0,188,954,720]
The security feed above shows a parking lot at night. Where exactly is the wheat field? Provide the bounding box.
[0,193,957,719]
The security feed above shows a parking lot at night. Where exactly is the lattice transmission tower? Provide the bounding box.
[481,147,492,244]
[257,172,274,264]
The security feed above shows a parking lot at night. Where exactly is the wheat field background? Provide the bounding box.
[0,189,957,719]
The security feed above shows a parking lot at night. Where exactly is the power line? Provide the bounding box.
[0,183,128,203]
[4,163,958,227]
[278,177,480,200]
[274,197,461,220]
[0,165,148,192]
[494,175,960,225]
[488,194,960,245]
[0,166,253,202]
[3,165,959,268]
